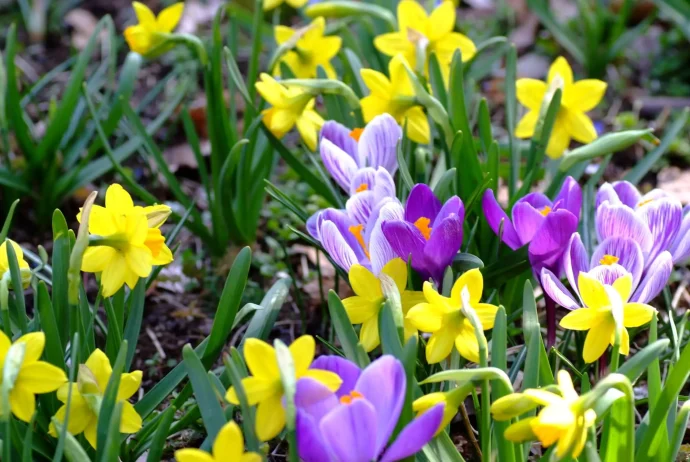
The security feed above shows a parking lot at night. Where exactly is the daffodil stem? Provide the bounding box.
[609,345,620,373]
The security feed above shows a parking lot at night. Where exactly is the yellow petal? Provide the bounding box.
[244,338,279,379]
[451,268,483,305]
[16,332,45,362]
[349,264,383,299]
[504,417,538,442]
[361,95,391,123]
[9,385,35,422]
[583,318,614,363]
[578,273,609,310]
[126,244,153,278]
[401,290,426,314]
[85,348,112,392]
[428,0,455,41]
[433,32,476,62]
[422,281,453,312]
[360,69,392,96]
[545,117,571,159]
[623,303,655,328]
[532,403,572,446]
[514,110,539,139]
[212,421,243,461]
[389,55,414,96]
[617,327,630,356]
[255,74,287,107]
[296,109,323,151]
[426,326,456,363]
[241,454,263,462]
[359,316,381,352]
[406,302,444,332]
[454,325,479,363]
[263,0,283,10]
[227,377,278,405]
[117,370,142,400]
[523,389,564,406]
[49,401,92,437]
[342,296,381,324]
[274,25,295,45]
[474,303,498,329]
[255,394,286,441]
[156,2,184,33]
[289,335,316,375]
[565,79,607,112]
[612,274,633,303]
[565,110,597,144]
[560,308,595,331]
[491,393,540,420]
[381,258,408,292]
[120,401,143,433]
[516,78,547,111]
[0,331,10,362]
[286,0,308,6]
[100,253,127,297]
[105,184,134,213]
[374,32,413,58]
[556,370,578,402]
[319,36,342,61]
[132,2,156,29]
[547,56,573,88]
[16,361,67,393]
[81,246,117,274]
[413,392,445,413]
[143,204,171,228]
[124,25,151,53]
[84,418,98,449]
[398,0,429,34]
[175,449,215,462]
[301,369,342,391]
[402,107,430,144]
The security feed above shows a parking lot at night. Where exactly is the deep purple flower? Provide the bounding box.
[596,181,690,264]
[295,356,444,462]
[381,184,464,284]
[482,176,581,274]
[320,114,400,194]
[541,232,673,309]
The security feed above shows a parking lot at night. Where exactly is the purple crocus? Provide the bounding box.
[596,181,690,265]
[482,176,582,275]
[320,114,400,194]
[382,184,464,284]
[295,355,444,462]
[541,232,673,309]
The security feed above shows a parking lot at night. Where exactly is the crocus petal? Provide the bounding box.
[354,355,406,455]
[382,220,428,280]
[346,192,374,225]
[590,237,644,287]
[563,233,589,297]
[379,403,445,462]
[369,201,405,275]
[540,268,580,310]
[638,198,682,261]
[297,411,332,462]
[306,211,321,240]
[320,120,358,160]
[405,184,441,224]
[319,209,366,261]
[433,196,464,229]
[517,192,552,210]
[512,201,546,245]
[528,209,579,274]
[612,181,642,208]
[482,190,521,250]
[595,182,621,208]
[320,221,359,272]
[424,216,463,283]
[310,356,361,397]
[294,378,339,421]
[320,138,359,191]
[372,168,397,204]
[320,399,378,462]
[670,213,690,263]
[596,202,652,254]
[358,113,401,175]
[554,176,582,219]
[631,251,673,304]
[587,264,629,286]
[349,168,377,196]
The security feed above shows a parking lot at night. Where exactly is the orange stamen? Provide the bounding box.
[599,254,620,266]
[349,128,364,142]
[539,205,552,217]
[637,198,654,208]
[355,184,369,193]
[414,217,432,240]
[349,224,371,259]
[339,390,364,404]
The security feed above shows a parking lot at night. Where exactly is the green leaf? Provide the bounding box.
[0,199,19,242]
[145,406,176,462]
[123,280,146,371]
[432,168,456,202]
[35,282,65,370]
[526,0,585,63]
[505,45,519,196]
[243,278,291,345]
[522,280,554,390]
[224,351,260,452]
[96,340,128,458]
[378,302,403,358]
[616,339,669,383]
[183,345,227,439]
[491,306,518,462]
[423,430,466,462]
[99,402,123,462]
[327,290,370,367]
[670,401,690,460]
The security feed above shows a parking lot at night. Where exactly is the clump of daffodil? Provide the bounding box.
[406,268,498,363]
[560,272,655,363]
[360,54,429,144]
[0,331,67,422]
[175,420,261,462]
[0,239,31,288]
[515,56,607,158]
[264,0,307,12]
[78,184,173,297]
[413,385,469,434]
[226,335,341,441]
[255,73,324,151]
[492,370,596,459]
[374,0,475,81]
[343,258,425,352]
[124,2,184,56]
[274,17,342,78]
[49,349,143,449]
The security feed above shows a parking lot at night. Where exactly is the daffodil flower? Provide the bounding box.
[413,385,470,434]
[492,370,596,459]
[274,17,342,78]
[255,74,324,151]
[78,184,173,297]
[406,269,498,363]
[50,349,143,448]
[225,335,342,441]
[264,0,307,12]
[374,0,475,81]
[0,239,31,288]
[515,57,607,158]
[558,272,655,363]
[360,54,430,144]
[0,331,67,422]
[175,420,261,462]
[342,258,425,352]
[124,2,184,56]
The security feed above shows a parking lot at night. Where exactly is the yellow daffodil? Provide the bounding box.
[264,0,307,12]
[50,349,143,449]
[79,184,173,297]
[515,57,607,158]
[124,2,184,56]
[360,54,430,144]
[0,331,67,422]
[255,74,324,151]
[374,0,475,81]
[175,420,261,462]
[343,258,425,352]
[274,17,342,78]
[0,239,31,288]
[226,335,341,441]
[560,273,655,363]
[406,268,497,363]
[413,385,468,434]
[492,370,596,459]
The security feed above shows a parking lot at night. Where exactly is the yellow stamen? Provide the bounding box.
[539,206,552,217]
[637,198,654,208]
[355,184,369,193]
[599,254,619,266]
[349,224,370,259]
[340,390,364,404]
[414,217,432,241]
[349,128,364,142]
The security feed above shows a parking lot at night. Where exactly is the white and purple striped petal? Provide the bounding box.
[369,201,405,275]
[638,197,682,262]
[590,237,644,287]
[358,113,401,175]
[632,251,673,303]
[320,120,358,160]
[564,233,589,298]
[540,268,580,310]
[670,212,690,263]
[595,202,653,254]
[320,138,359,191]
